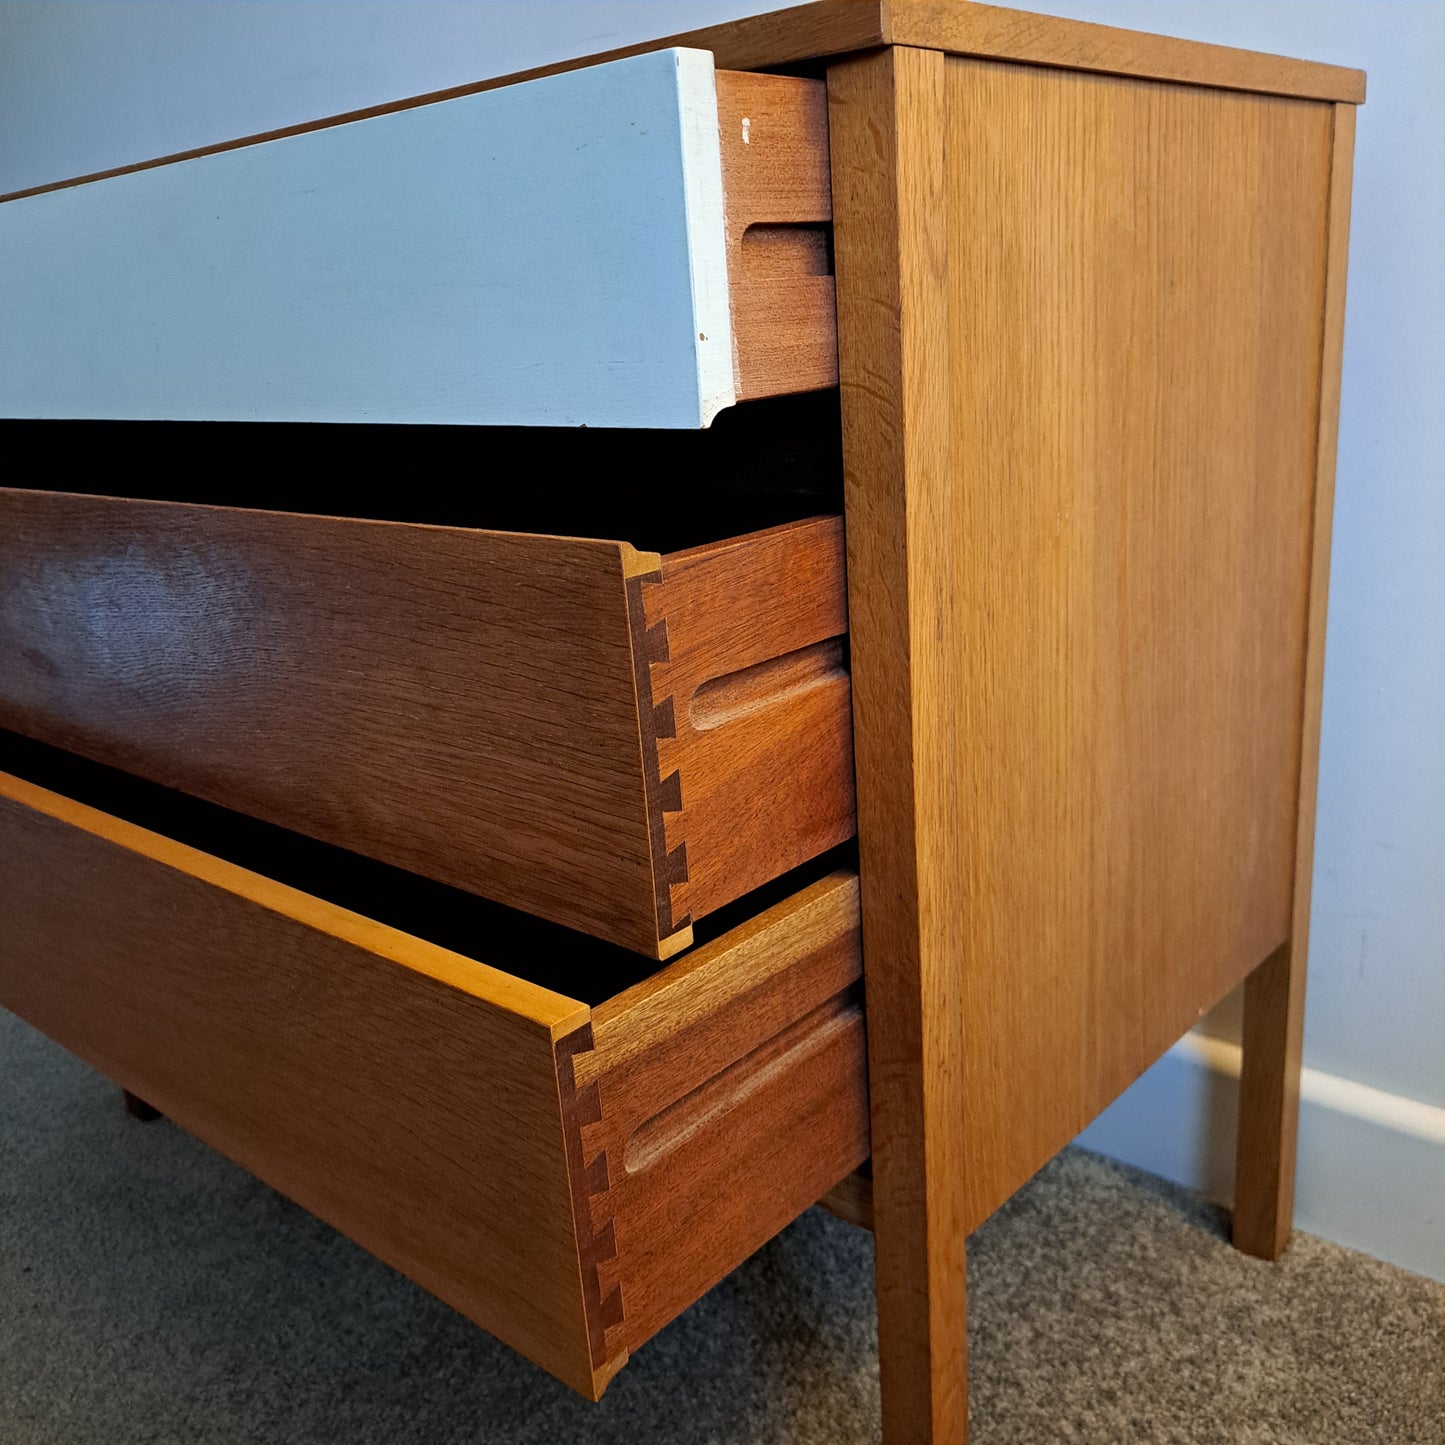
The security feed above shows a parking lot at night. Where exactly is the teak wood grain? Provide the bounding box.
[637,517,854,933]
[0,493,853,957]
[0,0,1362,211]
[830,42,1349,1445]
[941,59,1333,1229]
[0,3,1365,1439]
[716,71,838,400]
[1234,101,1358,1262]
[574,871,868,1361]
[829,46,971,1445]
[0,768,598,1394]
[0,768,868,1399]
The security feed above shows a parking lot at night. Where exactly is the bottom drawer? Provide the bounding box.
[0,754,867,1400]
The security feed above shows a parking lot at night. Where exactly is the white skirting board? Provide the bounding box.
[1076,1031,1445,1283]
[0,47,736,428]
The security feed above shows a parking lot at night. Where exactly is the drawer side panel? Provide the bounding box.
[0,491,666,955]
[634,517,856,932]
[0,772,600,1394]
[577,870,869,1361]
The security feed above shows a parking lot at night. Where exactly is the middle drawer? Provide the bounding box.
[0,488,853,956]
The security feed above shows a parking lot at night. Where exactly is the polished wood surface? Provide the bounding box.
[942,60,1333,1230]
[0,491,664,954]
[636,517,853,933]
[0,5,1364,1436]
[888,2,1364,102]
[1234,101,1358,1262]
[831,43,1346,1443]
[0,767,870,1398]
[575,870,868,1363]
[829,44,971,1445]
[0,493,852,956]
[0,767,599,1394]
[0,0,1362,212]
[716,71,837,400]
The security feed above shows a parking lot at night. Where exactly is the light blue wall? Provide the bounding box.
[1,0,1439,1268]
[0,2,780,193]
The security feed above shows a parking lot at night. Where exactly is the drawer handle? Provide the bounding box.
[688,636,847,732]
[740,221,832,278]
[622,992,862,1175]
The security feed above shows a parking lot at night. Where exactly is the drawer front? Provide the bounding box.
[0,490,853,957]
[0,768,867,1398]
[0,52,833,429]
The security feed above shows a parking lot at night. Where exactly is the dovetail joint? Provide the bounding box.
[625,569,691,940]
[556,1026,626,1370]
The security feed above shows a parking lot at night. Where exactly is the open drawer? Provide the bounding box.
[0,487,854,957]
[0,760,868,1399]
[0,50,834,428]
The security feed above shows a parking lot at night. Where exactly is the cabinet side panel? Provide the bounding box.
[942,60,1333,1225]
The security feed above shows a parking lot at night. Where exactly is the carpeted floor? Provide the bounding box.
[1,1006,1440,1445]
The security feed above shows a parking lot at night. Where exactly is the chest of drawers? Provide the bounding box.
[0,4,1363,1441]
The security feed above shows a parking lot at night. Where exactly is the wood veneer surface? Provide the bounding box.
[0,748,868,1397]
[943,60,1332,1226]
[829,46,1345,1442]
[828,45,970,1445]
[1234,101,1358,1261]
[0,764,600,1394]
[0,491,852,956]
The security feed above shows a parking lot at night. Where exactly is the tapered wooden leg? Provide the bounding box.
[1233,942,1303,1257]
[1233,103,1356,1264]
[122,1089,161,1121]
[829,47,970,1444]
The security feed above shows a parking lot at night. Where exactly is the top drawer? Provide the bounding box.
[0,50,835,428]
[0,487,854,958]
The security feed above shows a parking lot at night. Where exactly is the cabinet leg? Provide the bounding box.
[827,43,970,1445]
[873,1184,969,1444]
[1232,941,1303,1258]
[1234,105,1357,1265]
[122,1089,161,1122]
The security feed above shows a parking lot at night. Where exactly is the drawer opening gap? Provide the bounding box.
[0,727,855,1007]
[0,390,843,555]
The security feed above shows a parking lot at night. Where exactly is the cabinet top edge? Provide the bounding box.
[887,2,1363,104]
[0,0,1363,206]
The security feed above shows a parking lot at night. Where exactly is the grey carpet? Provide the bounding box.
[1,1006,1440,1445]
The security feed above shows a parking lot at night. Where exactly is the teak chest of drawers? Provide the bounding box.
[0,4,1363,1441]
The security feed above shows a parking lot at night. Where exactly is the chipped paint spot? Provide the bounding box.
[741,117,751,145]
